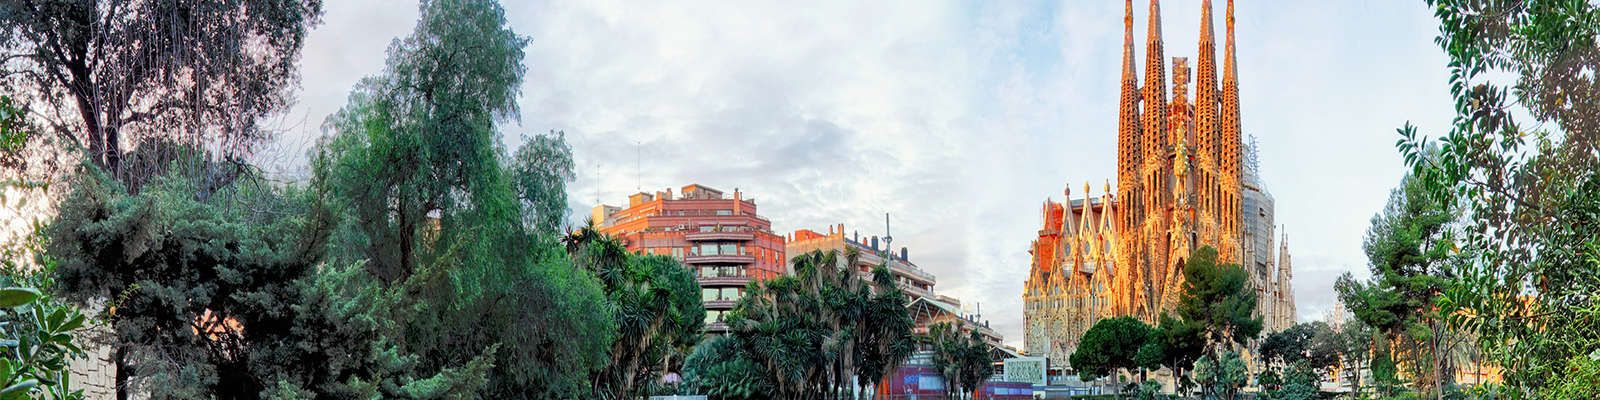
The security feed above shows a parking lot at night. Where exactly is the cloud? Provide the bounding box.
[271,0,1462,349]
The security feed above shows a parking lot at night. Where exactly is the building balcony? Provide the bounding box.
[698,276,754,287]
[706,321,730,333]
[704,299,737,310]
[684,231,756,241]
[684,254,755,265]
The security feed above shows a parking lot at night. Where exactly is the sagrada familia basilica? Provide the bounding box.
[1022,0,1297,366]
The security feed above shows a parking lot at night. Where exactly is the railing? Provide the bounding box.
[684,231,755,241]
[684,254,755,264]
[698,276,753,286]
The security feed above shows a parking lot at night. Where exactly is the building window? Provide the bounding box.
[702,288,717,302]
[716,209,732,216]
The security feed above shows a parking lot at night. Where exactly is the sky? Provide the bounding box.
[264,0,1461,349]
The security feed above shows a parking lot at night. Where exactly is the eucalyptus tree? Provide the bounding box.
[0,0,323,184]
[311,0,614,397]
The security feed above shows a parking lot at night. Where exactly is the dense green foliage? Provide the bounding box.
[308,0,617,396]
[687,249,917,400]
[1193,350,1247,400]
[927,321,992,400]
[511,131,577,237]
[1397,0,1600,397]
[46,167,344,398]
[563,227,704,399]
[1174,246,1262,353]
[0,0,324,182]
[1257,322,1339,374]
[1149,312,1205,393]
[0,263,87,400]
[1070,316,1156,385]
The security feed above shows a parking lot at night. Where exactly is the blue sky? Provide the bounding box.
[266,0,1460,348]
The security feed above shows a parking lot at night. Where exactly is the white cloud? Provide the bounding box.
[272,0,1461,349]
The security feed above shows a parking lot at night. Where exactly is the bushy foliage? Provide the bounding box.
[1070,316,1156,384]
[1194,350,1248,400]
[692,249,917,400]
[564,228,703,399]
[0,263,88,400]
[46,166,344,398]
[0,0,324,183]
[1175,246,1262,352]
[1399,0,1600,397]
[928,322,993,400]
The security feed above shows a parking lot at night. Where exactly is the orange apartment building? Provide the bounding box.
[593,184,785,333]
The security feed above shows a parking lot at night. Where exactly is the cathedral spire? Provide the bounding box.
[1117,0,1142,232]
[1142,0,1169,168]
[1221,0,1241,181]
[1195,0,1219,167]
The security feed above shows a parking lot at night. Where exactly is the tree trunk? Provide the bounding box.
[114,345,128,400]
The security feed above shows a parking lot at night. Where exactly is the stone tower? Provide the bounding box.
[1026,0,1282,365]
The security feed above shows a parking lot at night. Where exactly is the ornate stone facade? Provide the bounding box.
[1023,0,1297,366]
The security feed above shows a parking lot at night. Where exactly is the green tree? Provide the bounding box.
[1336,173,1460,397]
[709,249,917,399]
[681,336,772,400]
[928,322,993,400]
[0,255,88,400]
[510,130,576,237]
[313,0,531,283]
[1152,312,1205,395]
[1273,360,1321,400]
[1070,316,1157,392]
[563,228,703,400]
[1194,350,1248,400]
[1397,0,1600,396]
[1258,322,1339,374]
[46,166,349,399]
[0,0,324,183]
[1336,317,1375,396]
[1175,246,1263,355]
[311,0,615,396]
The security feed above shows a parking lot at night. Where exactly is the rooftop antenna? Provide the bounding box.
[635,140,641,192]
[882,212,893,259]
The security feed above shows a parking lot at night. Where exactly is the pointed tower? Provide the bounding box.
[1141,0,1169,173]
[1117,0,1143,232]
[1139,0,1171,317]
[1221,0,1242,217]
[1195,0,1219,168]
[1276,230,1294,329]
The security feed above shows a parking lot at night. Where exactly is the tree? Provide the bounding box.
[928,322,993,400]
[0,247,88,400]
[46,166,347,399]
[1194,350,1248,400]
[1152,312,1205,395]
[0,0,324,183]
[1175,246,1263,356]
[510,130,576,237]
[1397,0,1600,396]
[313,0,530,283]
[1273,360,1321,400]
[563,228,704,400]
[1335,317,1374,396]
[681,336,772,400]
[703,249,916,400]
[1336,173,1460,397]
[1258,322,1339,374]
[1070,316,1156,392]
[310,0,615,397]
